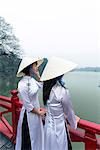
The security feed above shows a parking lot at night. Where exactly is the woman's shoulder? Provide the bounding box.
[18,76,33,88]
[51,83,67,100]
[21,76,37,84]
[52,82,68,91]
[61,86,69,95]
[55,84,69,96]
[30,78,42,88]
[30,77,37,83]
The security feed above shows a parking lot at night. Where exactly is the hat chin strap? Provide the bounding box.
[57,75,65,87]
[59,79,65,86]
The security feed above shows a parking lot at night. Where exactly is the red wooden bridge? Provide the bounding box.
[0,90,100,150]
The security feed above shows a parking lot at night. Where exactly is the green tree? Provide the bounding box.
[0,17,22,57]
[0,16,22,76]
[0,17,22,95]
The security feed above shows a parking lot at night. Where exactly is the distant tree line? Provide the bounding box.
[75,67,100,72]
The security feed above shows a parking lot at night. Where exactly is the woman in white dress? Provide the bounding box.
[15,57,46,150]
[40,56,80,150]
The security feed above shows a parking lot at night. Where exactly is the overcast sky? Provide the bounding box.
[0,0,100,67]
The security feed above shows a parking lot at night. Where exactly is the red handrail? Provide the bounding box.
[0,96,11,103]
[0,90,100,150]
[78,119,100,134]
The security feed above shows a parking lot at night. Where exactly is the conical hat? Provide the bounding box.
[17,57,44,77]
[40,56,77,81]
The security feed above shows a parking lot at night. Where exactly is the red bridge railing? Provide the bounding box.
[0,90,100,150]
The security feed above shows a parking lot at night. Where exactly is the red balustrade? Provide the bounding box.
[0,90,100,149]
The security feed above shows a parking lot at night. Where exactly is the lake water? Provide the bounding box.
[64,72,100,124]
[0,72,100,149]
[64,72,100,149]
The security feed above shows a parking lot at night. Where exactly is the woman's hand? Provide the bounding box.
[75,115,80,123]
[34,71,41,81]
[38,108,47,116]
[31,108,46,116]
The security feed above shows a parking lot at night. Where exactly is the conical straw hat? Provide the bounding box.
[40,56,77,81]
[17,57,44,77]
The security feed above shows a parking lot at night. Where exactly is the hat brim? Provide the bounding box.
[17,57,44,77]
[40,56,77,81]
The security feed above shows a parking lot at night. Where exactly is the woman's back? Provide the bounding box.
[44,82,77,150]
[46,82,65,118]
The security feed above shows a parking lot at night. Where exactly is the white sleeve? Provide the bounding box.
[61,89,77,129]
[28,83,39,97]
[18,79,39,112]
[19,88,34,112]
[28,80,39,97]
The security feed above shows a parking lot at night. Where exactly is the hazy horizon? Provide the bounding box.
[0,0,100,67]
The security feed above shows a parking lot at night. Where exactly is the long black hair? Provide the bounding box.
[43,75,66,105]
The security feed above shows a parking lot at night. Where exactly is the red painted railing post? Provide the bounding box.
[85,131,97,150]
[10,90,19,140]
